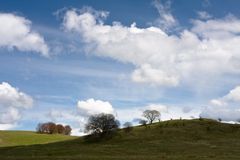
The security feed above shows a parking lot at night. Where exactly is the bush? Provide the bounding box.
[123,122,133,133]
[139,119,147,127]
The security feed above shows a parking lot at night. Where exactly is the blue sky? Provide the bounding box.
[1,0,240,135]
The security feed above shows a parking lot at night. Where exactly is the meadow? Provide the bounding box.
[1,119,240,160]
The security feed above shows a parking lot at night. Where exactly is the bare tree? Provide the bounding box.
[85,113,120,135]
[143,110,160,124]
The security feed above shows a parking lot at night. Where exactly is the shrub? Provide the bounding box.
[123,122,133,133]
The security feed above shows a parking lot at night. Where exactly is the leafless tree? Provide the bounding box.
[142,110,160,124]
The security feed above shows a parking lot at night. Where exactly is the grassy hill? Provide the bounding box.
[1,119,240,160]
[0,131,77,147]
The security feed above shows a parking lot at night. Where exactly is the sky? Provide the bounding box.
[1,0,240,135]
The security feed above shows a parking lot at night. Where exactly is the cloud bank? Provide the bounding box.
[62,7,240,89]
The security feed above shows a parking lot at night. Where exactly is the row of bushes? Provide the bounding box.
[36,122,72,135]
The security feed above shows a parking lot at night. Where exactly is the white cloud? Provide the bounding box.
[224,86,240,102]
[210,99,226,107]
[0,82,33,109]
[77,98,114,116]
[62,8,240,88]
[0,82,33,129]
[0,107,20,124]
[152,0,178,31]
[132,64,178,86]
[201,85,240,121]
[197,11,212,20]
[0,13,49,56]
[0,124,16,130]
[209,85,240,107]
[145,103,168,113]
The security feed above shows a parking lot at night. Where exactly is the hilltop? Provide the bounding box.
[1,119,240,160]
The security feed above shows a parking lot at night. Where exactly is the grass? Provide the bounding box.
[1,119,240,160]
[0,131,77,147]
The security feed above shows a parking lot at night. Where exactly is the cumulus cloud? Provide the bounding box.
[224,86,240,102]
[0,82,33,129]
[131,64,179,86]
[0,13,49,56]
[210,85,240,107]
[77,98,114,116]
[62,7,240,88]
[201,85,240,121]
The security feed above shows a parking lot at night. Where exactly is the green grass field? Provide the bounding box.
[1,119,240,160]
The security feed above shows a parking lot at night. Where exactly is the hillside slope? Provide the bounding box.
[0,131,77,147]
[1,119,240,160]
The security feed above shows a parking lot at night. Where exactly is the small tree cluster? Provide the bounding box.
[36,122,72,135]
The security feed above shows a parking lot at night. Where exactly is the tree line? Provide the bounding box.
[35,109,160,137]
[36,122,72,135]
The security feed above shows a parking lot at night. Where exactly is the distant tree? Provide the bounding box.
[85,113,120,135]
[123,122,133,133]
[47,122,57,134]
[139,119,147,127]
[36,123,44,133]
[142,110,160,124]
[218,118,222,122]
[56,124,65,134]
[64,125,72,135]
